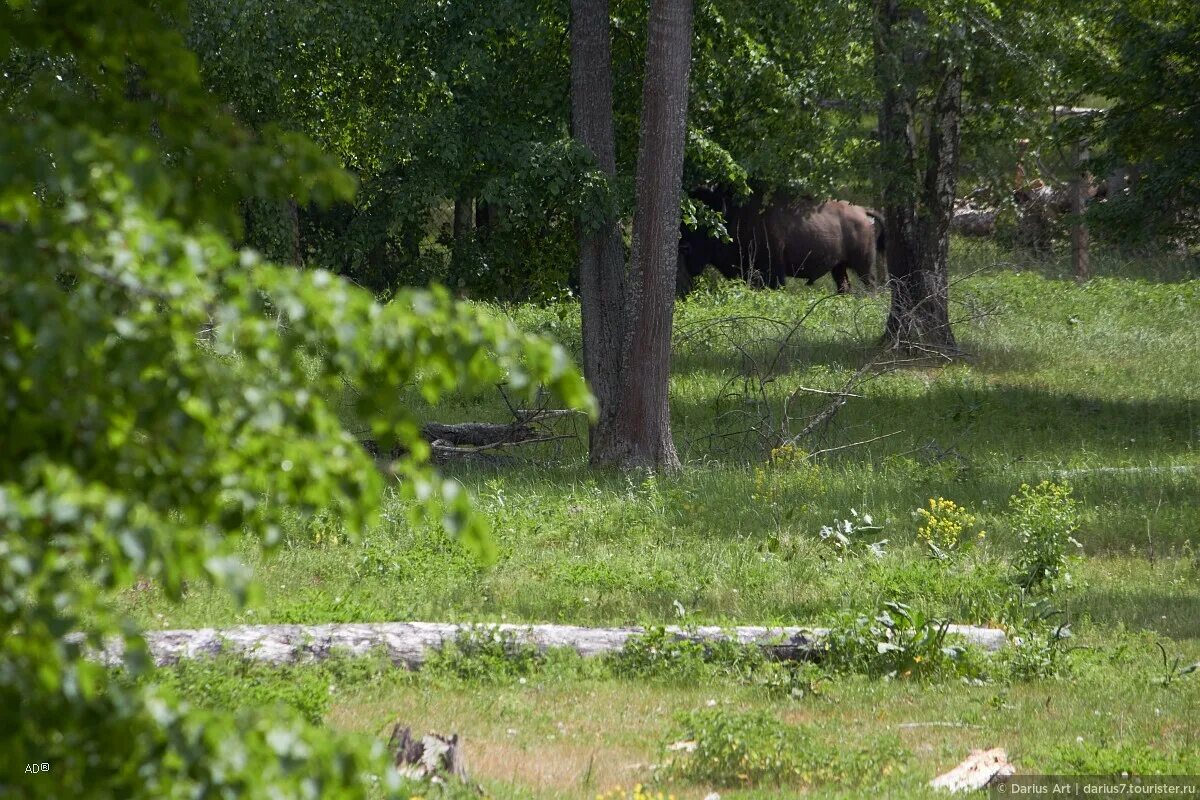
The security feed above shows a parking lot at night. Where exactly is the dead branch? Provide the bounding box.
[803,430,903,460]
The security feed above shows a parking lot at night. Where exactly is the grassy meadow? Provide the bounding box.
[120,240,1199,798]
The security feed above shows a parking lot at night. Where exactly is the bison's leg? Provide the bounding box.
[859,265,875,291]
[833,264,851,294]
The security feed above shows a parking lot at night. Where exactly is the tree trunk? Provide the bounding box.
[875,0,959,353]
[452,192,475,272]
[571,0,691,471]
[570,0,629,460]
[1071,144,1090,282]
[595,0,692,470]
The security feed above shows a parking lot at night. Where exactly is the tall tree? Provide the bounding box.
[571,0,694,470]
[873,1,962,352]
[570,0,628,457]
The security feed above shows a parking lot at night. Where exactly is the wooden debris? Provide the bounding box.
[929,748,1015,793]
[81,620,1008,668]
[388,724,469,783]
[362,409,583,464]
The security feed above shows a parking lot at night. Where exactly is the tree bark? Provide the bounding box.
[452,192,475,280]
[1071,144,1090,282]
[875,0,959,353]
[571,0,691,471]
[596,0,692,470]
[570,0,629,461]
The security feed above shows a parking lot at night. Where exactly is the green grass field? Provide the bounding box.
[121,240,1199,798]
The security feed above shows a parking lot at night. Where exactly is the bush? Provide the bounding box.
[999,599,1075,680]
[666,708,906,788]
[667,709,810,786]
[610,627,764,683]
[823,601,988,681]
[424,627,545,683]
[1009,481,1082,591]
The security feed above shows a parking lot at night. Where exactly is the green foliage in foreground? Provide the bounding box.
[0,1,587,797]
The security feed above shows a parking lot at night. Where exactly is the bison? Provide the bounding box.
[678,187,886,294]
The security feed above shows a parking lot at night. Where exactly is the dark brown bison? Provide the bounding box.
[678,188,885,294]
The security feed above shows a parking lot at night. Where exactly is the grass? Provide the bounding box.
[121,239,1200,797]
[153,628,1200,799]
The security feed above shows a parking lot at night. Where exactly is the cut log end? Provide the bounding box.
[930,748,1015,793]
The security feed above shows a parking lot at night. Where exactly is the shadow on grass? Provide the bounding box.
[1070,586,1200,641]
[672,378,1197,461]
[950,237,1199,284]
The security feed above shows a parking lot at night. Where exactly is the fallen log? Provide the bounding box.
[1051,465,1199,479]
[361,410,583,464]
[83,621,1008,668]
[422,421,537,447]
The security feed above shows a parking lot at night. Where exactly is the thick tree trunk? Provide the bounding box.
[875,0,959,353]
[596,0,692,470]
[570,0,629,460]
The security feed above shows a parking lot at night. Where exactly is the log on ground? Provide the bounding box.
[85,621,1008,668]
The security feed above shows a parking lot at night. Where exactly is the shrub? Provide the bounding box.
[823,601,988,680]
[666,709,810,786]
[818,508,888,559]
[610,627,764,683]
[424,627,545,683]
[1009,481,1082,590]
[610,628,823,698]
[751,444,825,526]
[999,598,1075,680]
[666,708,906,788]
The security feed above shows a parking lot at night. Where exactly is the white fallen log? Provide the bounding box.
[1051,465,1198,479]
[82,621,1007,668]
[930,748,1015,793]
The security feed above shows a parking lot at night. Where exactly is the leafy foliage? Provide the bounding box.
[0,1,588,795]
[1009,481,1082,591]
[424,627,546,683]
[823,601,987,680]
[1083,0,1200,245]
[666,707,906,788]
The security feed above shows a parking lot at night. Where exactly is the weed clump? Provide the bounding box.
[752,443,825,525]
[823,601,988,680]
[666,708,905,788]
[1010,480,1082,590]
[610,627,824,698]
[916,496,984,559]
[424,627,544,682]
